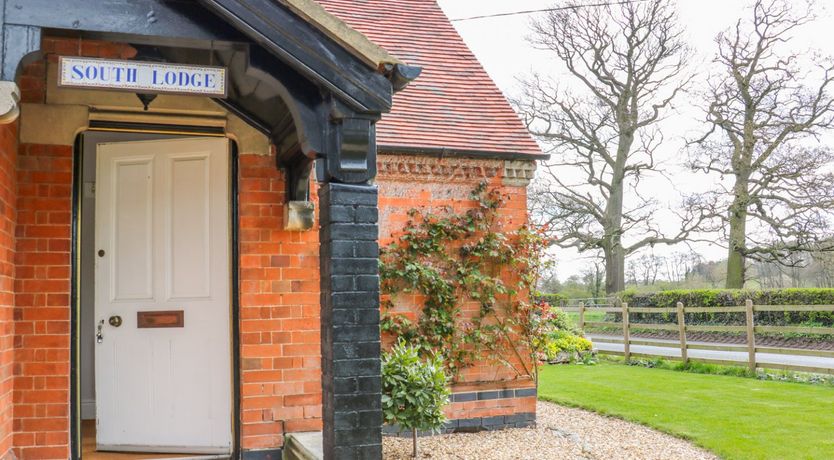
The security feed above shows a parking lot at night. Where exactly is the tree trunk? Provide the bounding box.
[726,174,749,289]
[412,428,418,458]
[726,238,746,288]
[604,245,625,294]
[603,133,632,295]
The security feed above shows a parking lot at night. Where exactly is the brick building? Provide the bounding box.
[0,1,544,459]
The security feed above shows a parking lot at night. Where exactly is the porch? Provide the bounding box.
[0,1,419,458]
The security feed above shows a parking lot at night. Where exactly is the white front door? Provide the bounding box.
[94,137,232,454]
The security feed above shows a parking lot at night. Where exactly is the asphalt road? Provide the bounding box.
[588,334,834,373]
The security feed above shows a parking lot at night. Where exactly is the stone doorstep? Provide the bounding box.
[154,456,229,460]
[282,432,323,460]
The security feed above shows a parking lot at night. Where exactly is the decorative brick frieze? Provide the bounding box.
[376,155,499,183]
[376,155,537,187]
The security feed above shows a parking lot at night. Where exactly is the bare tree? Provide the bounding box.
[628,253,663,286]
[689,0,834,288]
[752,260,785,289]
[520,0,700,294]
[581,261,605,299]
[664,251,704,283]
[811,248,834,288]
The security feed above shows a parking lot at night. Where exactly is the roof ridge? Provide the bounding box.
[277,0,401,68]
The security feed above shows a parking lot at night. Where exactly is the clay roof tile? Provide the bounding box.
[317,0,544,157]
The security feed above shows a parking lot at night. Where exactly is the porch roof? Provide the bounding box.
[318,0,546,159]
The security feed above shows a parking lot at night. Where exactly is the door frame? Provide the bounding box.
[70,124,242,460]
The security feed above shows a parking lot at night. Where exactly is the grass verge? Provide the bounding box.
[603,355,834,385]
[538,362,834,460]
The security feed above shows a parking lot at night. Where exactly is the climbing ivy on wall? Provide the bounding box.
[379,183,553,383]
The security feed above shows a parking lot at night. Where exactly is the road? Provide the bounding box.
[588,334,834,373]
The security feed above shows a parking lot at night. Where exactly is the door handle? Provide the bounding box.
[109,315,123,327]
[96,319,104,344]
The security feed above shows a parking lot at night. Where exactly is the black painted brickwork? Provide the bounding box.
[450,387,537,403]
[240,448,282,460]
[382,412,537,437]
[319,183,383,460]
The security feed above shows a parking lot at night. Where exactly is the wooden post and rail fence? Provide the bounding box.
[561,301,834,375]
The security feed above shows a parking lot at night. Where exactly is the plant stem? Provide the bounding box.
[412,428,418,458]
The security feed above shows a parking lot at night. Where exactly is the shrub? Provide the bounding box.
[541,330,593,362]
[530,307,593,362]
[620,289,834,327]
[382,340,450,458]
[549,307,578,334]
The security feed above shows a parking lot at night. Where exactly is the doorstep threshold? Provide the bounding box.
[150,456,229,460]
[282,432,323,460]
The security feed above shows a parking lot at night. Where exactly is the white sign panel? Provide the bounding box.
[58,57,227,98]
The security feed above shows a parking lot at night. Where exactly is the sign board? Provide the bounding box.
[58,56,227,98]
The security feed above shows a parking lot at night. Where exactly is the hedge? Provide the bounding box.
[620,289,834,327]
[539,293,568,306]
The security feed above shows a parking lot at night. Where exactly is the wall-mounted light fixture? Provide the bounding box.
[135,93,157,111]
[132,46,165,111]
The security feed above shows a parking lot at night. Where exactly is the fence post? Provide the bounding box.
[677,302,687,365]
[622,302,630,362]
[578,302,586,330]
[745,299,756,373]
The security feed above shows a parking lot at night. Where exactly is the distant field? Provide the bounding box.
[565,309,606,324]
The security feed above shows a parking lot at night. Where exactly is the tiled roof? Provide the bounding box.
[316,0,544,157]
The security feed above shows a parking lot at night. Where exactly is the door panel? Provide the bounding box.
[111,157,154,301]
[168,153,211,299]
[95,137,232,454]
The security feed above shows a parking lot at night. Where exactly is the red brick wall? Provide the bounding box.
[12,142,73,459]
[376,154,535,421]
[8,36,135,459]
[6,34,538,457]
[237,153,322,451]
[0,121,18,458]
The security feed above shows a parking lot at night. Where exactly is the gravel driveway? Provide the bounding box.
[383,401,717,460]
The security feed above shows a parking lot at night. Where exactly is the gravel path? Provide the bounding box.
[383,401,717,460]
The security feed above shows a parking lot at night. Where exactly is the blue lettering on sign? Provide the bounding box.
[71,65,84,80]
[150,69,217,89]
[62,58,225,96]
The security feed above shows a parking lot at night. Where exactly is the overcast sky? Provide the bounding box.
[435,0,834,280]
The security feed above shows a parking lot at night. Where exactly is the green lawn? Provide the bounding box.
[538,363,834,460]
[565,309,606,324]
